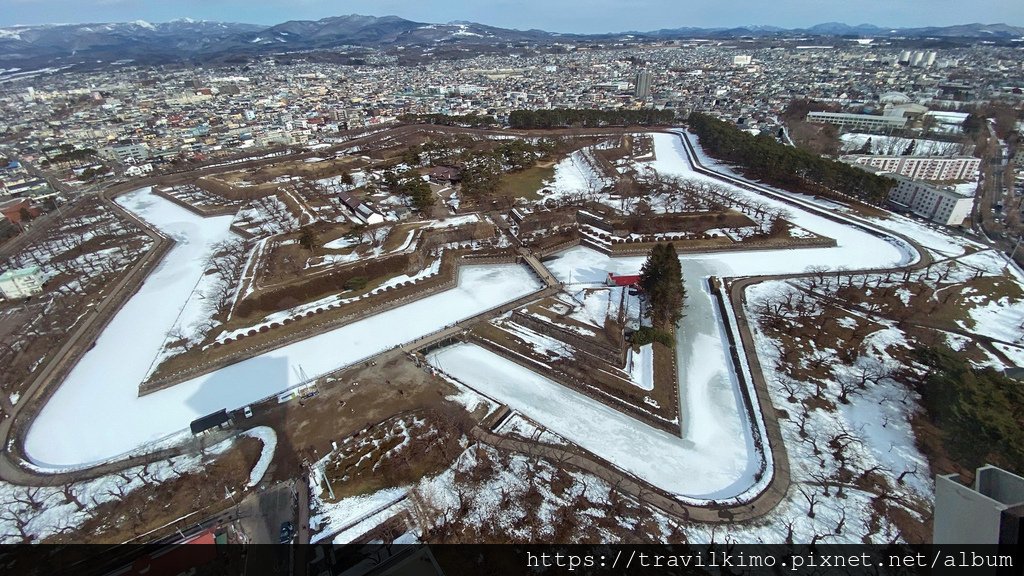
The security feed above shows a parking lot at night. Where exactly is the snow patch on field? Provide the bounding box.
[240,426,277,487]
[627,344,654,391]
[308,484,408,544]
[495,412,568,446]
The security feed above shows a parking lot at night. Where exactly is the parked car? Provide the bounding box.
[279,521,294,543]
[243,406,253,418]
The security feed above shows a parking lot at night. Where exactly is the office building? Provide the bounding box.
[100,143,150,164]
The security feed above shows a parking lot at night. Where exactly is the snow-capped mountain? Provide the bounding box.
[1,15,1021,70]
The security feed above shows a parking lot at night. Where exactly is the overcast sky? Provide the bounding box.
[3,0,1023,30]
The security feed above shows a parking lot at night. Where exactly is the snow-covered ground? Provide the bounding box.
[240,426,277,487]
[308,485,408,544]
[25,188,541,468]
[840,133,970,156]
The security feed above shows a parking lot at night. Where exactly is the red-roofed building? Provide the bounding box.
[115,529,219,576]
[0,198,40,225]
[606,273,641,287]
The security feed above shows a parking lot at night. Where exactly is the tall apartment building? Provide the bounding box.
[934,465,1023,544]
[634,71,652,99]
[841,154,980,181]
[806,111,907,132]
[887,175,974,226]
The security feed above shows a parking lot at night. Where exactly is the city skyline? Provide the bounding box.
[3,0,1023,31]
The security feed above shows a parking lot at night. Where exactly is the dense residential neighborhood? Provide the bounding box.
[0,6,1023,574]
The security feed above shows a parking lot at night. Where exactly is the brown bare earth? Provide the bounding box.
[319,409,468,501]
[239,349,478,486]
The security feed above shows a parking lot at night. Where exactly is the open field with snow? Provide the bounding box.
[1,429,270,543]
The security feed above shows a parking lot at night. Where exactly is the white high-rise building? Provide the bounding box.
[934,466,1024,544]
[841,155,980,182]
[634,71,652,98]
[887,175,974,226]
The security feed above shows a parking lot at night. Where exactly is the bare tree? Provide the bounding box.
[836,370,868,404]
[783,517,797,545]
[778,377,801,403]
[835,507,847,535]
[0,505,33,543]
[808,469,834,496]
[897,464,919,486]
[798,486,820,518]
[61,484,86,512]
[804,265,830,290]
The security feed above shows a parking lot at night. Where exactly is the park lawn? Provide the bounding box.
[496,164,555,201]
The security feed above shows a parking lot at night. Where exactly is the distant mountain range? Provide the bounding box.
[645,21,1024,38]
[1,15,1022,71]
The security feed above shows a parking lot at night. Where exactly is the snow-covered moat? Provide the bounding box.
[26,131,919,505]
[24,189,542,468]
[429,132,918,501]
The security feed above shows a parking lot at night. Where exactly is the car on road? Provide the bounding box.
[279,521,294,544]
[243,406,253,418]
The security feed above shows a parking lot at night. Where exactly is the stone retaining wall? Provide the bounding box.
[150,186,239,218]
[510,311,625,366]
[532,237,581,258]
[468,333,681,435]
[141,248,519,393]
[608,234,836,256]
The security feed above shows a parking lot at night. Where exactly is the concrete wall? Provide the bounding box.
[934,472,1007,544]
